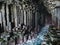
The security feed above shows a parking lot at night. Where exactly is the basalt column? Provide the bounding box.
[35,8,38,27]
[11,5,15,29]
[6,4,11,30]
[24,9,27,25]
[23,5,27,25]
[13,5,18,28]
[1,4,6,31]
[20,6,24,24]
[0,4,4,33]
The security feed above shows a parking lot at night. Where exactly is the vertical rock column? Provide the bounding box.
[57,8,60,29]
[26,8,29,26]
[6,4,10,30]
[24,9,27,25]
[28,8,31,26]
[30,8,33,26]
[23,5,27,25]
[20,6,24,24]
[26,6,31,26]
[19,5,21,24]
[13,5,18,28]
[51,9,55,25]
[0,11,2,26]
[32,5,35,28]
[11,5,15,29]
[1,4,6,30]
[11,6,14,23]
[35,8,38,27]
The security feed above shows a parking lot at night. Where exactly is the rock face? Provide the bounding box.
[43,0,60,29]
[0,0,60,45]
[0,0,47,31]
